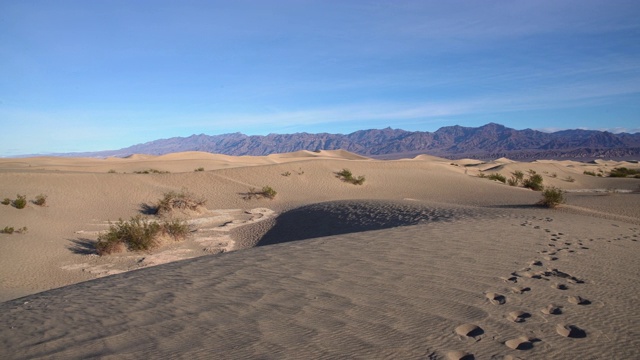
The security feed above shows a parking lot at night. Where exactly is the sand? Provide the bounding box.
[0,150,639,359]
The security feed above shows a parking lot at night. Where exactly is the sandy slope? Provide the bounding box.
[0,151,639,359]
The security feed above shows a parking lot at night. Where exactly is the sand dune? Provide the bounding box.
[0,151,638,359]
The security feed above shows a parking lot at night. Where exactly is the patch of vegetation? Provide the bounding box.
[507,170,524,186]
[244,186,278,200]
[107,169,117,173]
[156,189,206,215]
[134,169,170,174]
[550,172,558,178]
[0,226,26,234]
[1,226,14,234]
[281,171,291,177]
[564,175,575,183]
[487,173,506,183]
[527,169,537,176]
[95,216,189,255]
[609,167,640,178]
[13,194,27,209]
[297,168,305,175]
[523,174,544,191]
[583,171,596,176]
[1,198,10,205]
[336,169,365,185]
[478,172,486,178]
[33,194,47,206]
[194,167,204,172]
[538,187,566,208]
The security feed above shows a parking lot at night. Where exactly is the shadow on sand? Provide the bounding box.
[67,238,98,255]
[257,199,468,247]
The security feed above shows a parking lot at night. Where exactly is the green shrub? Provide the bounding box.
[261,186,277,199]
[1,198,10,205]
[609,167,640,178]
[13,195,27,209]
[507,177,519,186]
[95,216,189,255]
[16,226,27,234]
[1,226,14,234]
[194,167,204,172]
[33,194,47,206]
[134,169,170,174]
[487,173,506,183]
[527,169,537,175]
[156,189,206,215]
[107,169,117,173]
[511,170,524,183]
[478,172,486,178]
[336,168,365,185]
[523,174,544,191]
[244,186,278,200]
[583,171,596,176]
[281,171,291,177]
[538,187,566,208]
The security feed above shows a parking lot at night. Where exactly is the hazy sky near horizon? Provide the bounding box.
[1,0,639,156]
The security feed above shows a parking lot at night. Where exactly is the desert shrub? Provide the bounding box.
[161,218,190,240]
[1,198,10,205]
[564,175,575,183]
[523,174,544,191]
[13,195,27,209]
[297,168,304,175]
[281,171,291,177]
[527,169,537,176]
[511,170,524,183]
[583,171,596,176]
[609,167,640,178]
[134,169,170,174]
[244,186,277,200]
[507,177,519,186]
[15,226,27,234]
[538,187,566,208]
[156,189,206,215]
[1,226,14,234]
[478,172,486,178]
[194,167,204,172]
[487,173,506,183]
[550,172,558,178]
[336,168,365,185]
[95,216,189,255]
[33,194,47,206]
[107,169,117,173]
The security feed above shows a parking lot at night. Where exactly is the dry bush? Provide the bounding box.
[523,174,544,191]
[33,194,47,206]
[1,198,10,205]
[95,216,189,255]
[156,189,206,215]
[487,173,506,183]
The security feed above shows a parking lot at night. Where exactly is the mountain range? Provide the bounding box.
[48,123,640,160]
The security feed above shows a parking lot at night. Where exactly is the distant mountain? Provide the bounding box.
[45,123,640,161]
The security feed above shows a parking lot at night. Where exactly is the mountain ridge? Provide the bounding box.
[22,123,640,161]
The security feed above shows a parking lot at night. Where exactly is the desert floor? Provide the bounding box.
[0,151,638,359]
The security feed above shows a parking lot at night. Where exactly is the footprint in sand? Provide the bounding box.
[551,283,569,290]
[541,304,563,315]
[556,324,587,338]
[505,336,535,350]
[511,286,531,294]
[486,292,506,305]
[455,324,484,338]
[508,311,531,323]
[447,350,474,360]
[567,295,591,305]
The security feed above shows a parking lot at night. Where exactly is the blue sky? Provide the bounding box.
[1,0,639,156]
